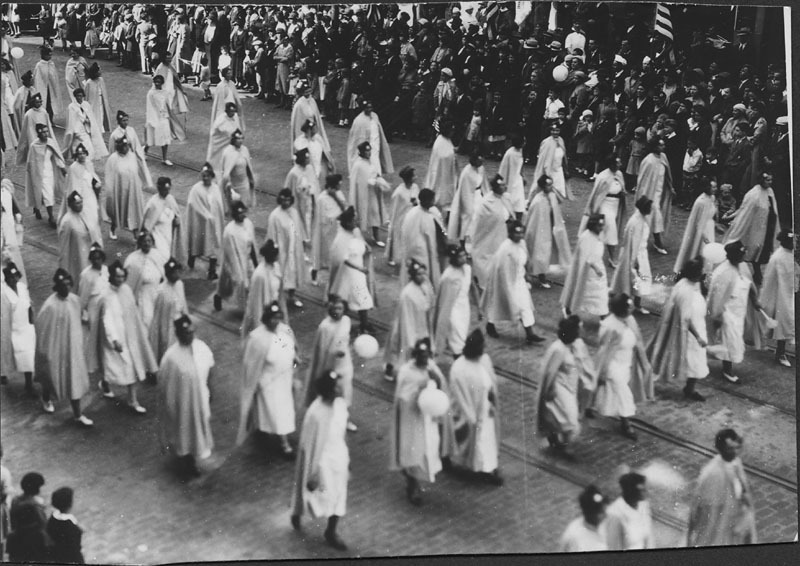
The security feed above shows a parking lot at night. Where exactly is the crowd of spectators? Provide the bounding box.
[24,3,791,223]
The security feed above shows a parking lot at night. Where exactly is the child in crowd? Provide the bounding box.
[336,67,351,127]
[199,57,211,100]
[46,487,84,564]
[574,109,594,177]
[458,103,483,156]
[625,126,647,191]
[681,136,704,208]
[717,183,738,226]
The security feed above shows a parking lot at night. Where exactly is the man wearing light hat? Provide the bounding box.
[158,314,215,477]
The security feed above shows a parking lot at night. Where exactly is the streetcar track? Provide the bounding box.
[14,179,799,491]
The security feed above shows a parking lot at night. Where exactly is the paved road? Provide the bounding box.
[0,37,795,563]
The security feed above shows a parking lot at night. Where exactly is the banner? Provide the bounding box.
[515,1,531,25]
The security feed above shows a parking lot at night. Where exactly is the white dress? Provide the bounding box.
[124,250,166,330]
[719,274,750,364]
[369,118,382,174]
[1,282,36,374]
[559,517,608,552]
[475,365,499,473]
[253,327,296,435]
[511,243,535,327]
[594,316,637,418]
[634,226,652,296]
[445,265,471,355]
[316,398,350,517]
[605,497,654,550]
[551,146,566,200]
[683,280,709,378]
[599,177,622,245]
[149,204,175,258]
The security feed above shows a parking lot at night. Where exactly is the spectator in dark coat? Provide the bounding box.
[47,487,85,564]
[9,473,47,532]
[6,504,52,563]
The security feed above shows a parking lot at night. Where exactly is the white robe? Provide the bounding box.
[0,282,35,374]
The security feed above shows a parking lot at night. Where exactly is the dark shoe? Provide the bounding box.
[207,268,219,281]
[526,333,545,344]
[187,255,195,269]
[406,484,423,506]
[145,372,157,386]
[213,294,222,311]
[621,422,638,441]
[280,445,296,461]
[683,386,706,402]
[584,408,597,419]
[324,530,348,551]
[290,515,301,531]
[484,470,504,486]
[359,323,376,335]
[34,208,42,220]
[486,323,499,338]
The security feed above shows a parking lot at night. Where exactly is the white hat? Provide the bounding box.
[733,103,746,112]
[581,109,594,118]
[775,116,789,126]
[614,54,627,65]
[642,55,652,65]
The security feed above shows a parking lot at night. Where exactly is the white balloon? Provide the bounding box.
[353,334,379,359]
[417,382,449,417]
[552,65,569,83]
[702,242,726,266]
[10,47,24,59]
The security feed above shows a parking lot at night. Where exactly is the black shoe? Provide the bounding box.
[34,208,42,220]
[280,445,296,461]
[207,269,218,281]
[187,255,195,269]
[290,515,301,531]
[145,372,157,386]
[683,387,706,402]
[213,294,222,311]
[324,530,348,551]
[621,423,638,441]
[526,333,545,344]
[486,323,499,338]
[584,408,597,419]
[484,470,504,486]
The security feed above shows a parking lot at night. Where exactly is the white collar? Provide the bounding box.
[52,510,78,524]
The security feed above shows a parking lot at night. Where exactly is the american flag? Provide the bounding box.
[654,3,674,41]
[480,2,501,40]
[363,4,383,28]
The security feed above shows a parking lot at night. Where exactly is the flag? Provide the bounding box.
[654,3,674,41]
[548,2,557,32]
[363,4,382,28]
[480,2,500,40]
[515,1,532,25]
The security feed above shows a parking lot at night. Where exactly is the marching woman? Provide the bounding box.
[424,120,458,219]
[560,213,609,320]
[559,485,609,552]
[107,110,146,160]
[635,136,673,255]
[389,338,447,505]
[97,261,158,413]
[25,122,66,227]
[78,243,108,380]
[12,70,35,130]
[433,245,480,358]
[144,74,174,167]
[578,155,626,265]
[349,140,391,247]
[237,301,300,460]
[149,258,188,364]
[610,197,653,314]
[535,315,597,456]
[290,370,350,551]
[152,52,188,145]
[59,143,102,244]
[647,257,710,402]
[158,314,216,478]
[498,133,527,219]
[57,191,92,290]
[532,123,572,201]
[1,179,25,281]
[591,294,654,440]
[447,329,503,484]
[447,151,489,248]
[293,118,334,187]
[304,296,357,431]
[210,65,245,136]
[707,241,763,384]
[242,240,285,338]
[605,471,656,550]
[17,92,60,167]
[284,147,319,240]
[311,174,348,284]
[523,174,571,289]
[399,188,446,290]
[61,87,107,161]
[83,63,111,134]
[185,164,225,281]
[64,47,88,103]
[214,200,257,313]
[124,230,167,330]
[0,262,35,396]
[386,166,420,267]
[105,136,151,240]
[384,260,435,380]
[327,206,375,336]
[35,269,93,426]
[33,46,63,124]
[480,220,545,344]
[346,98,394,177]
[469,174,514,290]
[206,102,242,174]
[266,189,307,310]
[220,129,256,210]
[290,81,330,160]
[759,230,798,367]
[673,179,718,275]
[141,176,186,263]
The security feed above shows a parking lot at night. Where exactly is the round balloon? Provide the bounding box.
[353,334,379,359]
[701,242,726,266]
[418,383,450,417]
[10,47,24,59]
[552,65,569,82]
